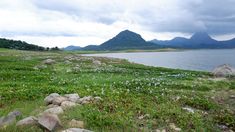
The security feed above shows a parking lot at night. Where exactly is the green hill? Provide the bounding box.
[83,30,162,51]
[0,38,45,51]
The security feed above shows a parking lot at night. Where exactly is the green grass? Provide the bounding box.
[0,49,235,131]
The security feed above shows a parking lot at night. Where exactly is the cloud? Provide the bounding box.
[0,0,235,47]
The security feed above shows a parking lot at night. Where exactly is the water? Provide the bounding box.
[85,49,235,71]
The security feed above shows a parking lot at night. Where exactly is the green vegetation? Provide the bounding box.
[0,49,235,131]
[0,38,45,51]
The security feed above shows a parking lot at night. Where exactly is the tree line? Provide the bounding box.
[0,38,61,51]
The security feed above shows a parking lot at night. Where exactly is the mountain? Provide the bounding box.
[82,30,161,51]
[0,38,45,51]
[221,38,235,48]
[63,45,81,51]
[150,32,235,49]
[82,45,100,51]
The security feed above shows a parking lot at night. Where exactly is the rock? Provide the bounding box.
[65,60,72,64]
[44,106,64,115]
[64,93,80,103]
[80,101,89,105]
[52,96,68,105]
[61,101,77,110]
[0,110,21,127]
[16,116,37,127]
[212,64,235,77]
[79,96,93,104]
[138,114,150,120]
[38,113,61,131]
[169,123,181,131]
[93,60,101,65]
[73,65,80,72]
[217,124,228,130]
[62,128,93,132]
[182,107,195,113]
[230,95,235,99]
[172,96,181,101]
[44,93,60,105]
[94,97,102,102]
[43,59,56,65]
[34,65,47,70]
[155,129,166,132]
[68,119,84,128]
[8,110,22,117]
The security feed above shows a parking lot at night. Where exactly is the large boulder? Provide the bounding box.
[93,60,101,66]
[52,96,68,105]
[61,101,77,110]
[44,93,60,105]
[64,93,80,102]
[38,113,61,131]
[43,59,56,65]
[0,110,22,127]
[78,96,94,104]
[16,116,37,127]
[212,64,235,77]
[44,106,64,115]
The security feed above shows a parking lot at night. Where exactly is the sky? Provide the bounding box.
[0,0,235,48]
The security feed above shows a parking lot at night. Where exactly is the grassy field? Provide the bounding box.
[0,48,235,131]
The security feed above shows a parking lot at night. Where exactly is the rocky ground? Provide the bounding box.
[0,93,101,131]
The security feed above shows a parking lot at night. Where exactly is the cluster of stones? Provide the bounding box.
[212,64,235,77]
[34,58,56,70]
[0,93,102,132]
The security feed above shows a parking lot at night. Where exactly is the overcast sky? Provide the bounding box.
[0,0,235,47]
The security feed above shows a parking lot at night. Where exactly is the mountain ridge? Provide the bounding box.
[63,45,81,51]
[150,32,235,49]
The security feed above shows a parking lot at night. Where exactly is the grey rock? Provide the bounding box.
[62,128,93,132]
[212,64,235,77]
[8,110,22,117]
[0,110,21,127]
[68,119,84,128]
[38,113,61,131]
[169,123,181,131]
[52,96,68,105]
[182,107,195,113]
[79,96,93,104]
[64,93,80,102]
[93,60,101,65]
[230,95,235,99]
[44,106,64,115]
[44,93,60,105]
[217,124,228,130]
[43,59,56,65]
[16,116,37,127]
[61,101,77,110]
[93,96,102,102]
[34,65,47,70]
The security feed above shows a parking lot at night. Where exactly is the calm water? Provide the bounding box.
[85,49,235,71]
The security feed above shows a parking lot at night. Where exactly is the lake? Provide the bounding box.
[85,49,235,71]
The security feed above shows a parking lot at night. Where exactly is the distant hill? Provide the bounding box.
[63,45,81,51]
[0,38,45,51]
[82,30,162,51]
[150,32,235,49]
